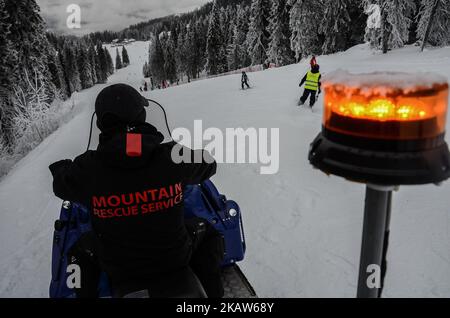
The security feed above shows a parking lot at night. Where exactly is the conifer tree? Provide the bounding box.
[206,1,227,75]
[63,43,82,95]
[115,47,123,70]
[4,0,55,97]
[164,34,178,83]
[267,0,294,66]
[320,0,353,54]
[104,47,114,76]
[363,0,415,52]
[77,43,94,89]
[0,0,16,146]
[417,0,450,49]
[122,46,130,66]
[88,43,99,84]
[288,0,324,60]
[246,0,271,65]
[96,42,108,83]
[149,34,166,83]
[0,0,15,94]
[47,46,68,98]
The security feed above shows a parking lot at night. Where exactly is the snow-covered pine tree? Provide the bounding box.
[77,43,94,89]
[363,0,383,50]
[320,0,353,54]
[149,34,166,84]
[363,0,415,52]
[96,42,108,83]
[227,18,241,71]
[57,43,70,95]
[267,0,295,66]
[0,0,16,147]
[3,0,55,99]
[104,48,114,76]
[246,0,271,65]
[206,1,227,75]
[47,46,68,98]
[122,46,130,66]
[0,0,15,95]
[288,0,325,61]
[143,61,151,78]
[163,33,177,83]
[63,43,81,95]
[417,0,450,49]
[226,6,237,48]
[115,47,123,70]
[219,8,232,73]
[198,16,209,69]
[237,5,251,67]
[220,6,232,48]
[185,20,204,79]
[175,27,188,81]
[88,43,99,84]
[385,0,416,49]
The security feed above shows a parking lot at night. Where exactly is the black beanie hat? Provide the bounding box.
[95,84,149,131]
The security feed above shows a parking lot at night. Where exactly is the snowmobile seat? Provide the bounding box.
[115,267,207,298]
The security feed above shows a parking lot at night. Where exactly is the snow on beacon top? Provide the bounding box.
[323,70,448,96]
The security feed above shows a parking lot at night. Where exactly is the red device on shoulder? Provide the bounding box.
[126,133,142,157]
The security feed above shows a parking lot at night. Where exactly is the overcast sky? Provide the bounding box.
[36,0,211,35]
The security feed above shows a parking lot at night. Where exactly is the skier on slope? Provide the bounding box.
[298,64,322,108]
[49,84,224,298]
[241,71,250,90]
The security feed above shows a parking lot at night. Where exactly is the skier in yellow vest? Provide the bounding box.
[298,64,322,108]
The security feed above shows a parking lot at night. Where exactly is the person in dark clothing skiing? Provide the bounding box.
[241,71,250,90]
[298,64,322,108]
[49,84,224,298]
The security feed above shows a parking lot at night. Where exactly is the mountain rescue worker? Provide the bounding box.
[49,84,224,298]
[241,71,250,90]
[298,64,322,108]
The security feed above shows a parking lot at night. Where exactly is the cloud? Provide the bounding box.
[36,0,210,35]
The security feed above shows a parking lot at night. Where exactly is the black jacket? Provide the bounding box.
[49,123,217,285]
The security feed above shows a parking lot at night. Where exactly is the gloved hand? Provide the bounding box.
[318,89,322,95]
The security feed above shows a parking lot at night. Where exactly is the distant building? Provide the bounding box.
[111,38,136,47]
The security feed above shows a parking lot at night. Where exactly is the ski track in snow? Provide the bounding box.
[1,42,450,297]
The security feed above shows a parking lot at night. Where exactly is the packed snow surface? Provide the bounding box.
[1,41,450,298]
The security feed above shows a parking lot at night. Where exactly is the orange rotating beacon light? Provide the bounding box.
[308,71,450,298]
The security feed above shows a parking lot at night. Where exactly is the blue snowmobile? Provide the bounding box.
[49,180,256,298]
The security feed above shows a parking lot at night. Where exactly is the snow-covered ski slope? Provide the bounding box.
[1,41,450,298]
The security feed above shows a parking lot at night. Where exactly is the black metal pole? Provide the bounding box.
[357,185,392,298]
